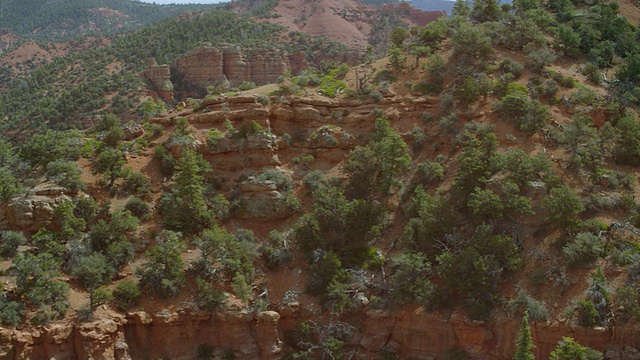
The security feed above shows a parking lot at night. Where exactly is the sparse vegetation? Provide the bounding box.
[2,0,640,356]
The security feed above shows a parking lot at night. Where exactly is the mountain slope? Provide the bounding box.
[0,0,221,40]
[229,0,445,51]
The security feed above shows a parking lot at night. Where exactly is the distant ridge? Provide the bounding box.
[409,0,454,14]
[0,0,221,40]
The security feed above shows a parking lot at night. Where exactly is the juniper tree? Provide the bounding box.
[513,312,535,360]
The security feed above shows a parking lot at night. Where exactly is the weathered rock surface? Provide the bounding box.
[173,46,227,91]
[0,192,71,232]
[2,308,640,359]
[158,46,305,98]
[75,319,130,360]
[235,171,292,220]
[142,60,174,103]
[123,310,283,359]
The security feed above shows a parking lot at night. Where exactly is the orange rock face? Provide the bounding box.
[145,46,306,99]
[142,64,174,103]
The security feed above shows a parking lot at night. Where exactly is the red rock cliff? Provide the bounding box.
[148,46,306,99]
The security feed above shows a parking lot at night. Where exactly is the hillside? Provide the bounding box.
[228,0,445,52]
[0,0,221,41]
[0,9,289,136]
[0,0,640,359]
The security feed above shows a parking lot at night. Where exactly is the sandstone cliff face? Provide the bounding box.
[0,311,283,360]
[142,61,174,103]
[3,308,640,359]
[151,46,305,99]
[376,3,445,26]
[0,184,73,233]
[173,46,227,91]
[6,94,640,359]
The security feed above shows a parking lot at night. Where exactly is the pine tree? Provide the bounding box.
[513,312,535,360]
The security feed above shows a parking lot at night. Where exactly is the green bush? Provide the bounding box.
[390,252,438,308]
[255,168,293,193]
[262,241,293,271]
[494,83,531,119]
[0,231,26,258]
[419,161,445,184]
[159,150,214,234]
[343,117,411,199]
[614,286,640,323]
[124,197,151,219]
[549,337,602,360]
[374,69,396,84]
[142,122,163,138]
[581,63,604,86]
[195,278,227,312]
[0,295,24,326]
[319,75,347,98]
[539,79,559,99]
[525,47,556,73]
[138,231,186,298]
[153,145,175,178]
[424,52,446,85]
[562,232,604,268]
[411,80,442,95]
[544,185,584,231]
[46,160,86,192]
[238,81,256,91]
[295,186,385,265]
[207,129,224,147]
[232,120,267,140]
[508,289,549,322]
[112,280,141,311]
[570,86,598,106]
[499,57,523,79]
[306,251,345,296]
[121,172,151,198]
[404,187,455,257]
[303,170,326,191]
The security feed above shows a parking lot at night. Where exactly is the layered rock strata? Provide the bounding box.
[145,46,307,99]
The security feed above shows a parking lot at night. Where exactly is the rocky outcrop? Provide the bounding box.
[151,94,435,172]
[352,309,639,359]
[0,191,71,232]
[123,310,283,359]
[75,319,131,360]
[159,46,305,98]
[376,3,445,26]
[142,59,174,103]
[0,317,128,360]
[288,53,308,76]
[0,310,282,360]
[173,46,227,92]
[223,47,251,83]
[3,307,640,359]
[248,48,290,85]
[235,172,293,220]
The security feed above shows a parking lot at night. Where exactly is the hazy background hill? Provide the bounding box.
[409,0,455,13]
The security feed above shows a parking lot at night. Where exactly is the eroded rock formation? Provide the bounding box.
[0,184,73,232]
[142,59,174,102]
[145,46,308,99]
[2,308,640,359]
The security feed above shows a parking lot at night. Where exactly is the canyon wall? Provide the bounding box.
[144,46,307,99]
[1,309,639,359]
[141,59,174,102]
[3,95,639,359]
